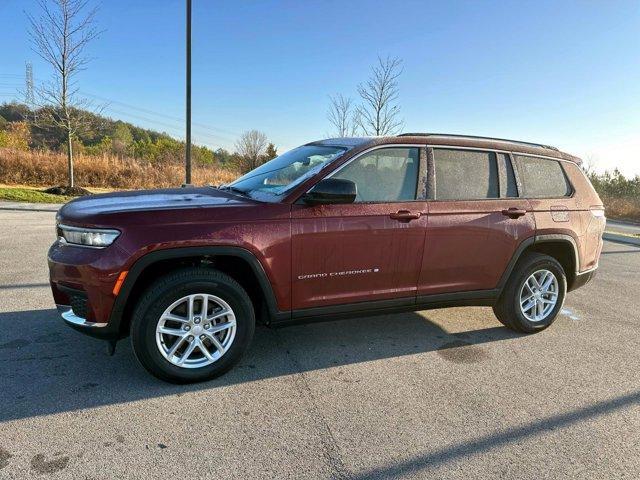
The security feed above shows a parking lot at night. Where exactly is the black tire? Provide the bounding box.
[493,253,566,333]
[130,267,255,383]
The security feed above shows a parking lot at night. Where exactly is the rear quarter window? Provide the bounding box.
[515,155,572,198]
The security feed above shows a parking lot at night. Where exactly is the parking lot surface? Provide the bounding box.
[0,209,638,479]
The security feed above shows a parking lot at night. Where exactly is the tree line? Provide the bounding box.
[587,169,640,198]
[0,102,276,173]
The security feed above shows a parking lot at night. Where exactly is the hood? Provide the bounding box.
[57,187,253,224]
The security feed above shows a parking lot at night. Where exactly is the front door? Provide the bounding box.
[418,148,535,296]
[291,146,428,310]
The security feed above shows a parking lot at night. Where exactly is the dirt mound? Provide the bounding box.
[43,185,92,197]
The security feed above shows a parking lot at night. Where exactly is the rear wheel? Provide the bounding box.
[493,253,566,333]
[130,268,255,383]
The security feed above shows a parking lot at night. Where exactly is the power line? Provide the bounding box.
[103,107,235,144]
[79,91,239,136]
[2,70,243,148]
[0,92,231,147]
[5,71,241,139]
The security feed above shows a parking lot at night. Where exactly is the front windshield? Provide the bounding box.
[227,145,347,199]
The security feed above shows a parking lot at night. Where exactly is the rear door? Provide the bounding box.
[291,146,428,310]
[417,147,535,296]
[513,153,577,225]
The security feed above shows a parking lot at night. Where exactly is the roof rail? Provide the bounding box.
[397,133,559,151]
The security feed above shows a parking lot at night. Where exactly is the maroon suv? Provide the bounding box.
[48,134,605,383]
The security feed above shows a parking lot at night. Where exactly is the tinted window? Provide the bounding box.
[515,155,572,198]
[497,153,518,197]
[332,147,419,202]
[434,149,499,200]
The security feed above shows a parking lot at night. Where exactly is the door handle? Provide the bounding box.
[389,210,421,222]
[502,207,527,219]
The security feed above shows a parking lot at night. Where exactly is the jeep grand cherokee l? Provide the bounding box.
[49,134,605,383]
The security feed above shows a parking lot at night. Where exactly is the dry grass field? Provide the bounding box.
[0,148,239,190]
[602,196,640,223]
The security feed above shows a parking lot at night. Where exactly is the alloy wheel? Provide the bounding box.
[519,269,559,322]
[155,293,237,368]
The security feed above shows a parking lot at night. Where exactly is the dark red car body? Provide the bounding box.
[48,135,605,341]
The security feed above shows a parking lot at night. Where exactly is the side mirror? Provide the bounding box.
[303,178,357,205]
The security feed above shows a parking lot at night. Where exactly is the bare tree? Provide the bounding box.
[27,0,102,189]
[356,56,404,136]
[235,130,268,173]
[582,154,598,176]
[327,94,359,137]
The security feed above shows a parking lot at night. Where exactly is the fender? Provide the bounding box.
[108,246,286,334]
[534,233,580,272]
[496,234,580,293]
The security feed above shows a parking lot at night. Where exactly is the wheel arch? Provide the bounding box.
[497,234,580,293]
[110,246,285,338]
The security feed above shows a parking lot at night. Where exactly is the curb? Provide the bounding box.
[603,232,640,247]
[606,218,640,228]
[0,202,62,212]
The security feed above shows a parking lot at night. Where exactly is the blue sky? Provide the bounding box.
[1,0,639,174]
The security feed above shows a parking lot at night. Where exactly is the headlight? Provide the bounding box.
[57,224,120,248]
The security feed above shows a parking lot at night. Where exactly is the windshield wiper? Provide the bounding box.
[219,185,250,197]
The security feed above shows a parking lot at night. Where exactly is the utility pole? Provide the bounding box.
[185,0,192,185]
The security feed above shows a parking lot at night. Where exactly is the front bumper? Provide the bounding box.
[48,239,131,340]
[56,303,123,340]
[57,304,107,328]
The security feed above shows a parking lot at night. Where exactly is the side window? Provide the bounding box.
[433,149,499,200]
[497,153,518,198]
[332,147,419,202]
[515,155,572,198]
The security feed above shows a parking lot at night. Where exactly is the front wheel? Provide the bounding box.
[130,268,255,383]
[493,253,567,333]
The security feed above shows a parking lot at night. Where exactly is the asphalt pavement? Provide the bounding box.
[0,208,638,479]
[606,219,640,236]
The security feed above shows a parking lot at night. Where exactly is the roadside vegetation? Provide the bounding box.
[0,147,238,190]
[587,169,640,222]
[0,102,277,196]
[0,186,75,203]
[0,102,276,175]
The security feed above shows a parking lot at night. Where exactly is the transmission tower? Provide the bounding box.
[25,62,34,105]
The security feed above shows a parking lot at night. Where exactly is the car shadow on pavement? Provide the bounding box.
[350,389,640,479]
[0,307,523,422]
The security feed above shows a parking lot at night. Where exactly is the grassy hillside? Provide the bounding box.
[0,102,236,165]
